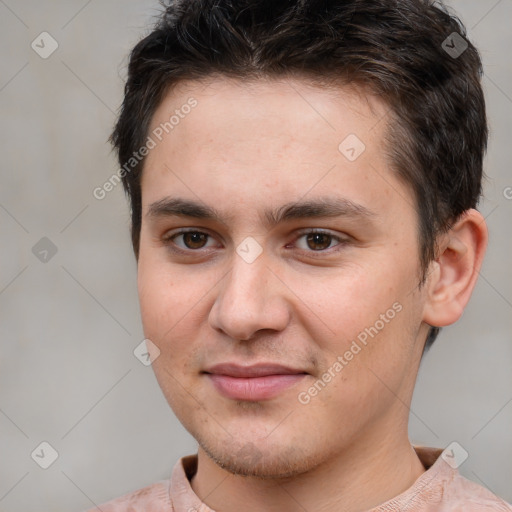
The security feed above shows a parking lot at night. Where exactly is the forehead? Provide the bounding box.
[149,75,387,141]
[141,76,412,226]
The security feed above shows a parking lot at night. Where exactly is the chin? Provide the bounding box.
[199,436,323,479]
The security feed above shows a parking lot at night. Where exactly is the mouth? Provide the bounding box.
[203,363,308,401]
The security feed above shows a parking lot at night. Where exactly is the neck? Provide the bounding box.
[190,425,426,512]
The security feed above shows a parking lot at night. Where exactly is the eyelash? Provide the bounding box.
[161,228,349,256]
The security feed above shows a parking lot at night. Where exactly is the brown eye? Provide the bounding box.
[165,230,215,251]
[181,232,209,249]
[305,232,333,251]
[293,230,348,254]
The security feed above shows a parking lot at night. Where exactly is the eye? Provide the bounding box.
[293,230,347,252]
[162,228,349,256]
[164,230,216,251]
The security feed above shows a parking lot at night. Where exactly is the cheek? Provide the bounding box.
[137,251,186,352]
[295,265,400,343]
[298,307,417,431]
[137,251,212,367]
[302,263,419,381]
[138,244,192,327]
[137,257,206,407]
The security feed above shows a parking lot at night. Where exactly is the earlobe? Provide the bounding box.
[422,209,488,328]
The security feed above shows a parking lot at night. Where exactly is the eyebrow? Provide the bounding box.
[146,196,376,228]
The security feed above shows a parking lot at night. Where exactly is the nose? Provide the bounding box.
[208,250,291,341]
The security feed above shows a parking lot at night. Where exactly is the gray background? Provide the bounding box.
[0,1,511,511]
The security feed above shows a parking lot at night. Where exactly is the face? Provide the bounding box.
[137,77,431,478]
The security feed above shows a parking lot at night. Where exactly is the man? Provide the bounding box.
[88,0,512,510]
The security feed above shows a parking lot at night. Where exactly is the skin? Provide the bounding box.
[137,76,487,512]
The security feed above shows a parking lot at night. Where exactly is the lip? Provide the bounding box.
[204,363,308,401]
[204,362,306,378]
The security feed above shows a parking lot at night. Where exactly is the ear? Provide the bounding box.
[422,209,488,327]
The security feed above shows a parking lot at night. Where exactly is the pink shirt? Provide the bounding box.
[86,446,512,511]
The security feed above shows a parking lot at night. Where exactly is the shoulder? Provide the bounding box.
[83,480,172,512]
[82,455,199,512]
[377,446,512,512]
[441,473,512,512]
